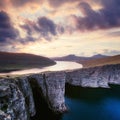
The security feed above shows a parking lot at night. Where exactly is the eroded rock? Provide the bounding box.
[0,77,36,120]
[0,80,27,120]
[29,72,67,114]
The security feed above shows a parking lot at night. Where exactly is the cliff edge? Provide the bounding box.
[0,64,120,120]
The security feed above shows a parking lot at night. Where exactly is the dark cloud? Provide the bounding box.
[0,11,19,42]
[10,0,42,7]
[0,0,81,8]
[21,17,57,41]
[20,24,32,35]
[0,0,80,9]
[0,0,43,9]
[75,0,120,31]
[48,0,80,7]
[0,1,6,8]
[37,17,57,36]
[11,0,28,7]
[100,0,120,27]
[48,0,69,7]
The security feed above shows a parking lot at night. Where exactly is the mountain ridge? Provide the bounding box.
[52,54,109,61]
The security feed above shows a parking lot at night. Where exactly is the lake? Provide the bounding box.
[0,61,83,75]
[62,84,120,120]
[32,84,120,120]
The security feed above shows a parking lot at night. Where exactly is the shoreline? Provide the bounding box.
[0,62,56,74]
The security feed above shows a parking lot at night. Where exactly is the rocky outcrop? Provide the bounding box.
[66,64,120,88]
[0,64,120,120]
[0,81,27,120]
[0,77,35,120]
[29,72,67,114]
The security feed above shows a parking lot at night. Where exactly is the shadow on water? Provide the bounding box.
[30,81,120,120]
[65,83,120,101]
[63,83,120,120]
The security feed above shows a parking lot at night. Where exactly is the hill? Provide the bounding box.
[52,54,108,61]
[0,52,56,72]
[78,55,120,68]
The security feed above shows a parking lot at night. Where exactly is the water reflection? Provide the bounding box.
[0,61,82,75]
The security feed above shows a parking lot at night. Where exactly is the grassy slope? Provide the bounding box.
[78,55,120,68]
[0,52,56,72]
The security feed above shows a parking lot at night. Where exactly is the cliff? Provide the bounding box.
[0,76,35,120]
[0,64,120,120]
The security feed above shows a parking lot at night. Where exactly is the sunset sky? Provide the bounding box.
[0,0,120,57]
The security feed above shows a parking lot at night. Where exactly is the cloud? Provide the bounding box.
[102,49,120,56]
[0,11,19,42]
[74,0,120,31]
[21,17,57,41]
[0,1,6,9]
[48,0,81,8]
[37,17,57,36]
[0,0,81,9]
[0,0,44,9]
[106,31,120,37]
[10,0,43,7]
[57,25,65,34]
[20,23,33,36]
[48,0,71,7]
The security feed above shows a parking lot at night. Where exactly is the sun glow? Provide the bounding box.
[0,0,120,57]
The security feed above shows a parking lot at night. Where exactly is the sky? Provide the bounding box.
[0,0,120,57]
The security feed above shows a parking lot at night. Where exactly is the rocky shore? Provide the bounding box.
[0,64,120,120]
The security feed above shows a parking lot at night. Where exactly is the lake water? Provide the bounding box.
[32,84,120,120]
[62,84,120,120]
[0,61,82,75]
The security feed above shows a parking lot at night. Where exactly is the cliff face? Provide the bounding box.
[0,77,35,120]
[28,72,67,114]
[66,64,120,88]
[0,64,120,120]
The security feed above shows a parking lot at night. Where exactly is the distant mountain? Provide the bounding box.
[53,54,83,61]
[91,54,108,59]
[52,54,108,61]
[78,55,120,68]
[0,52,56,72]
